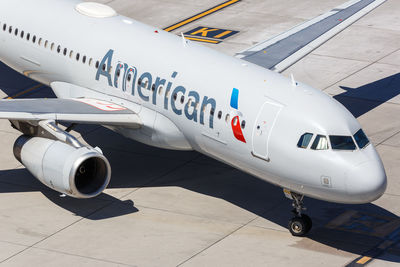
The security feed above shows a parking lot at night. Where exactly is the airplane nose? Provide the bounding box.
[346,160,387,203]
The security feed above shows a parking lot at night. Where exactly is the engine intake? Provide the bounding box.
[13,135,111,198]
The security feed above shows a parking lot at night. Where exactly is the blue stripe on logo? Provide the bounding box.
[230,88,239,109]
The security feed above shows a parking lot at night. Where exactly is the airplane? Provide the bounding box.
[0,0,388,237]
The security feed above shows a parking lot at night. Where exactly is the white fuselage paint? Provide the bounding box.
[0,0,387,204]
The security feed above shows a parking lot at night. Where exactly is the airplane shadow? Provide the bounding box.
[333,73,400,118]
[1,63,400,262]
[0,168,138,220]
[0,62,55,99]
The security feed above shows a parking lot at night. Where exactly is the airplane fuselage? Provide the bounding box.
[0,0,387,205]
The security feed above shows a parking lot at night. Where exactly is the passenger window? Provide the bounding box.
[20,31,24,38]
[353,129,369,149]
[241,120,246,129]
[2,24,6,31]
[82,55,86,63]
[26,33,30,41]
[225,114,230,123]
[329,135,356,150]
[297,133,313,149]
[311,135,329,150]
[14,28,18,36]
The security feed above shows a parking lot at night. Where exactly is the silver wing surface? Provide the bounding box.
[0,98,141,128]
[236,0,387,72]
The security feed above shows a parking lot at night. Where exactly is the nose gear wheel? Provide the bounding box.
[284,190,312,236]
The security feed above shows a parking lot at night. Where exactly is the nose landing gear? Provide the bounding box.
[284,189,312,236]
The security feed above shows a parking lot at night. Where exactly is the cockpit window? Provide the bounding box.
[311,135,329,150]
[329,136,356,150]
[353,129,370,149]
[297,133,313,148]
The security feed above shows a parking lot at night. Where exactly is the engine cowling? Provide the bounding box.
[13,135,111,198]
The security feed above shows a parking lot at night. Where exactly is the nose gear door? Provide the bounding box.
[252,101,282,161]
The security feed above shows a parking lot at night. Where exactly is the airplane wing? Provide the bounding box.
[235,0,387,73]
[0,98,141,128]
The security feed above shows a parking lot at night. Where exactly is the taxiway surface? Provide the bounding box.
[0,0,399,266]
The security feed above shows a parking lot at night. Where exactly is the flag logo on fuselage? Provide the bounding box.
[230,88,246,143]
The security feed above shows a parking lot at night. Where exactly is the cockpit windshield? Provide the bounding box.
[297,133,313,148]
[353,129,370,149]
[311,135,329,150]
[329,136,356,150]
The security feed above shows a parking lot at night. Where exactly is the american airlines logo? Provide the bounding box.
[95,49,217,129]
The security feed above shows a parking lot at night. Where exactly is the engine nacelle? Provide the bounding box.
[13,136,111,198]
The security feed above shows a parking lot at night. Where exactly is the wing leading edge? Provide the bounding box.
[236,0,387,72]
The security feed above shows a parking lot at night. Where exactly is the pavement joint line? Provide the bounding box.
[311,52,400,68]
[250,224,288,233]
[383,192,400,197]
[0,185,124,265]
[378,143,400,148]
[0,198,118,264]
[375,130,400,147]
[30,246,134,267]
[322,47,400,92]
[176,195,286,266]
[310,53,373,63]
[134,204,246,226]
[176,215,259,267]
[350,23,400,35]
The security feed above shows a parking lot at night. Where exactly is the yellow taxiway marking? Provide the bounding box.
[356,256,372,264]
[163,0,241,32]
[184,37,220,44]
[6,84,42,99]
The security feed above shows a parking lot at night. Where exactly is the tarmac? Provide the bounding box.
[0,0,399,266]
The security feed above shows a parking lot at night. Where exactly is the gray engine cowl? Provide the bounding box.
[13,136,111,198]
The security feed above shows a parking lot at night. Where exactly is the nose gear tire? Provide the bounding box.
[288,215,312,236]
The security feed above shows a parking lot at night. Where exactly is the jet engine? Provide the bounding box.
[13,135,111,198]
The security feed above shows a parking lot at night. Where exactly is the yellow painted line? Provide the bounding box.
[6,84,42,99]
[184,37,220,44]
[356,256,372,264]
[163,0,241,32]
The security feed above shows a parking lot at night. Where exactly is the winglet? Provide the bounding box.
[181,33,187,47]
